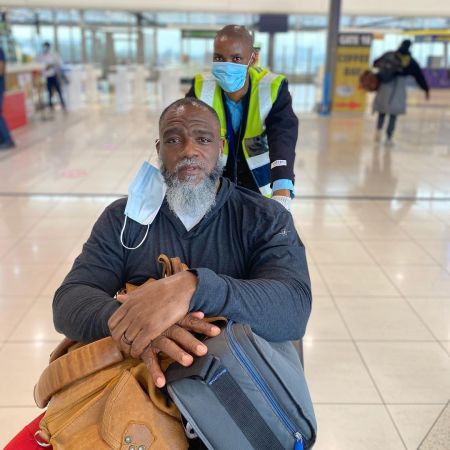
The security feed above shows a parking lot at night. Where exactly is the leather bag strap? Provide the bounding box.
[158,254,188,277]
[34,337,123,408]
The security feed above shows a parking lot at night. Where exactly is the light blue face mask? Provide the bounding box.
[211,59,251,93]
[121,161,167,250]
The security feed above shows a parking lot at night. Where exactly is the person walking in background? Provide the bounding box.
[37,42,66,111]
[0,46,16,150]
[373,39,429,146]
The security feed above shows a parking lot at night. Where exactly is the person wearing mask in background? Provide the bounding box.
[373,39,429,146]
[0,46,16,150]
[37,42,66,112]
[186,25,298,210]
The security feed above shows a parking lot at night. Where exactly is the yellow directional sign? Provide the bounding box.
[333,33,373,113]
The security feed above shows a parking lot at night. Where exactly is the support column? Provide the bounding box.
[80,11,87,63]
[105,31,116,68]
[136,13,145,65]
[444,41,449,68]
[34,12,40,52]
[268,32,275,70]
[319,0,342,115]
[53,11,59,51]
[153,28,158,66]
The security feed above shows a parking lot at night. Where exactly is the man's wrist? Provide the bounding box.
[272,189,291,197]
[174,271,198,310]
[272,179,294,198]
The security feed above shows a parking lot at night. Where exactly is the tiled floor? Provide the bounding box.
[0,88,449,449]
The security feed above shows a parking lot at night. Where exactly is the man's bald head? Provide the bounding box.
[215,25,254,52]
[159,97,220,136]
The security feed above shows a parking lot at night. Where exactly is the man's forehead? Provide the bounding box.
[160,106,216,132]
[214,35,248,51]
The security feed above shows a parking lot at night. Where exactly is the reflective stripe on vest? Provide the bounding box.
[258,183,272,197]
[196,73,229,158]
[258,72,280,129]
[245,152,271,171]
[219,152,228,167]
[199,76,216,108]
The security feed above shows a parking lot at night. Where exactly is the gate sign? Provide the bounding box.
[333,33,373,112]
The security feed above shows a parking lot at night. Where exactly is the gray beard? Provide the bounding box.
[160,157,224,219]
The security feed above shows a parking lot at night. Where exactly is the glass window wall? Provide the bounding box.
[4,7,449,103]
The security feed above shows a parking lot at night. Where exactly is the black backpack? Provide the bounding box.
[375,51,404,83]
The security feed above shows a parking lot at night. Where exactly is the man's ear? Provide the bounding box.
[155,139,160,156]
[219,138,225,156]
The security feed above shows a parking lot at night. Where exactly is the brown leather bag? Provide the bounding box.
[33,255,190,450]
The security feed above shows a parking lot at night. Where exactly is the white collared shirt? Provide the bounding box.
[37,51,63,78]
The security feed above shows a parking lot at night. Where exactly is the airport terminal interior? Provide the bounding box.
[0,1,449,449]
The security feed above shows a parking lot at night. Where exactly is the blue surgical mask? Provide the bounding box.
[212,60,250,93]
[121,162,166,250]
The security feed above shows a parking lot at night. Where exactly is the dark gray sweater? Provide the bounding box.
[53,178,312,343]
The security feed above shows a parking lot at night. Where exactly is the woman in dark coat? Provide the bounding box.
[373,40,430,145]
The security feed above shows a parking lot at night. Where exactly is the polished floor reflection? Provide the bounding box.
[0,90,449,449]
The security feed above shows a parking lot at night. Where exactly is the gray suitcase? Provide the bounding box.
[166,321,317,450]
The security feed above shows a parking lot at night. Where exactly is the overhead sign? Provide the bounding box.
[333,33,373,113]
[182,30,218,39]
[414,34,450,43]
[407,29,450,43]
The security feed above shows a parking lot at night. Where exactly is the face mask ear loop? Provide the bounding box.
[120,215,150,250]
[148,148,156,163]
[248,52,255,68]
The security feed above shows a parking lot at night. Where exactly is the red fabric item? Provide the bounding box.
[3,91,28,130]
[4,413,52,449]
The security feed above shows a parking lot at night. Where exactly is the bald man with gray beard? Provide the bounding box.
[53,99,311,448]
